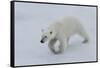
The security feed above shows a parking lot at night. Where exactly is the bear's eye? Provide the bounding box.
[44,36,47,38]
[50,32,52,34]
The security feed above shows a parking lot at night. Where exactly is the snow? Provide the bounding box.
[14,2,97,66]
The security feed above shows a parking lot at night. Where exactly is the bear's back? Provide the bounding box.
[48,17,82,35]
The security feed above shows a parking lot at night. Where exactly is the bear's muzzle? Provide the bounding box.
[40,36,47,43]
[40,40,44,43]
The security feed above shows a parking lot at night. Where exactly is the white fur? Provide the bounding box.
[41,17,89,54]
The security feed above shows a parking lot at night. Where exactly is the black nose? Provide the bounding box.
[40,40,44,43]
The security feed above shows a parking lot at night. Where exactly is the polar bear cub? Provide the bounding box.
[40,17,89,54]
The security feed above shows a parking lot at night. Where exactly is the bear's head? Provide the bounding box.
[40,28,56,43]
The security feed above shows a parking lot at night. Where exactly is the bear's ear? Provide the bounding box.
[41,29,44,33]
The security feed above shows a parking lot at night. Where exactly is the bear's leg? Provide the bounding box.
[78,29,89,43]
[48,39,58,54]
[58,38,68,53]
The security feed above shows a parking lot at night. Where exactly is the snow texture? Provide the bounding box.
[15,2,97,66]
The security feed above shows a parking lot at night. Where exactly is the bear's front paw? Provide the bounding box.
[83,39,88,43]
[50,49,62,54]
[52,49,63,54]
[53,51,62,54]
